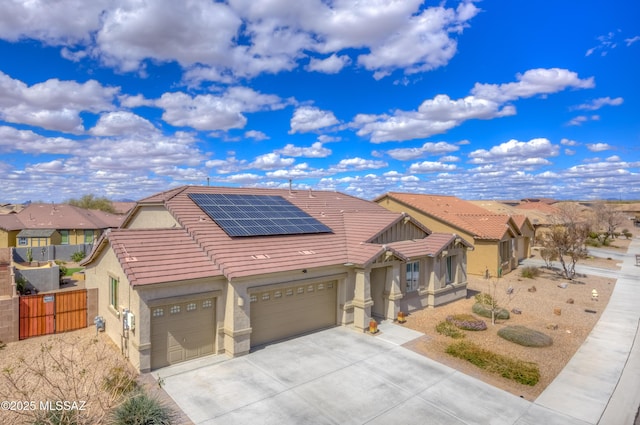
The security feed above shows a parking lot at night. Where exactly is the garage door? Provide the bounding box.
[250,281,337,347]
[150,298,215,369]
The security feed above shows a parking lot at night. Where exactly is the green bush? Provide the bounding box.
[446,341,540,386]
[435,321,466,339]
[472,302,510,320]
[446,314,487,331]
[111,391,174,425]
[498,326,553,347]
[474,292,495,306]
[520,266,540,279]
[71,251,86,262]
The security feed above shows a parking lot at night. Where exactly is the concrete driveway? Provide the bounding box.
[153,322,588,425]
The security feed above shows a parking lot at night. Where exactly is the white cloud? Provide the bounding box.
[385,141,459,160]
[561,138,579,146]
[289,106,340,134]
[354,95,514,143]
[0,126,80,154]
[408,161,457,173]
[0,71,118,133]
[587,143,613,152]
[250,153,295,170]
[471,68,595,103]
[586,32,618,57]
[330,157,388,171]
[156,87,288,131]
[205,155,247,174]
[90,111,159,136]
[276,142,331,158]
[468,138,559,164]
[567,115,599,126]
[572,96,623,111]
[626,36,640,46]
[244,130,269,141]
[306,54,351,74]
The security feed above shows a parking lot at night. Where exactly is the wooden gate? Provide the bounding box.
[19,289,87,340]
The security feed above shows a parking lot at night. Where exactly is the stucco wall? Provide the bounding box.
[126,207,179,229]
[0,297,18,343]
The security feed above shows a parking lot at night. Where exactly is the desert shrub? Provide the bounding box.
[472,302,510,320]
[103,365,138,397]
[56,260,68,283]
[446,341,540,386]
[0,340,5,350]
[111,391,174,425]
[474,292,495,306]
[33,408,80,425]
[498,326,553,347]
[71,251,86,262]
[435,321,466,339]
[585,238,601,247]
[446,314,487,331]
[520,266,541,279]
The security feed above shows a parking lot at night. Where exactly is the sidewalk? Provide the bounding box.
[534,237,640,424]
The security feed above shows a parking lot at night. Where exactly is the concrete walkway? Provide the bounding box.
[154,239,640,425]
[533,236,640,424]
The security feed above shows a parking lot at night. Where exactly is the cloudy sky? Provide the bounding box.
[1,0,639,203]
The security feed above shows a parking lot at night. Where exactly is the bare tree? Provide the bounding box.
[591,201,626,244]
[541,203,589,280]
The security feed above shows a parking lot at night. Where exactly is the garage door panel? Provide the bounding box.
[151,298,215,369]
[250,281,336,347]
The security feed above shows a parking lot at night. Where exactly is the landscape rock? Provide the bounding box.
[566,298,574,304]
[546,323,559,330]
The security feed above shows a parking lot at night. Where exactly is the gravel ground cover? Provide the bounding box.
[402,255,620,400]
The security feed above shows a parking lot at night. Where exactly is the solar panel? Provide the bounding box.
[189,193,333,237]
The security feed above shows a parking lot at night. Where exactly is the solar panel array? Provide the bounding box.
[189,193,333,237]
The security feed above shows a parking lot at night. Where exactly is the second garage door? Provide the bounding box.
[250,281,337,347]
[150,297,216,370]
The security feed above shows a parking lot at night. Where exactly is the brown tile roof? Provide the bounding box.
[0,213,23,231]
[10,203,125,230]
[386,233,471,260]
[107,229,222,286]
[88,186,467,285]
[380,193,516,240]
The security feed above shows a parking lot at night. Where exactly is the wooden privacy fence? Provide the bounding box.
[19,289,87,340]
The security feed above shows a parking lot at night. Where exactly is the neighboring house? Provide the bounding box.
[375,192,523,278]
[81,186,471,372]
[0,203,125,249]
[468,200,534,260]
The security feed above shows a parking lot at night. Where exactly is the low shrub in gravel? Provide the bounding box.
[111,391,174,425]
[435,321,466,339]
[498,326,553,347]
[474,292,495,306]
[446,314,487,331]
[445,341,540,386]
[472,302,510,320]
[521,266,541,279]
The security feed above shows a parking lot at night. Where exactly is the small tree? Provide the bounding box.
[591,201,626,244]
[541,203,589,280]
[67,194,116,213]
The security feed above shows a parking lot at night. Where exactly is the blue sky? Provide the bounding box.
[1,0,639,203]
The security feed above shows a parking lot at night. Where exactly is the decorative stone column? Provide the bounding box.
[352,267,373,332]
[223,282,251,357]
[385,263,403,319]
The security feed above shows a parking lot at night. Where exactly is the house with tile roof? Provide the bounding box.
[81,186,471,372]
[375,192,525,278]
[468,200,535,260]
[0,203,125,252]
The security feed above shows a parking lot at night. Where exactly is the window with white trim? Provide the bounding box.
[446,256,454,284]
[406,261,420,292]
[109,276,118,309]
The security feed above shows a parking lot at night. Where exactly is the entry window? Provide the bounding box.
[297,287,304,294]
[406,261,420,292]
[274,291,282,299]
[186,303,196,311]
[285,289,293,296]
[307,285,314,292]
[250,295,258,303]
[153,308,164,317]
[317,283,325,291]
[202,300,212,308]
[60,230,69,245]
[170,305,181,314]
[109,276,118,309]
[262,293,270,301]
[446,256,454,284]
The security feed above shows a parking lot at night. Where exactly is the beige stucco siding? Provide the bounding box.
[126,206,180,229]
